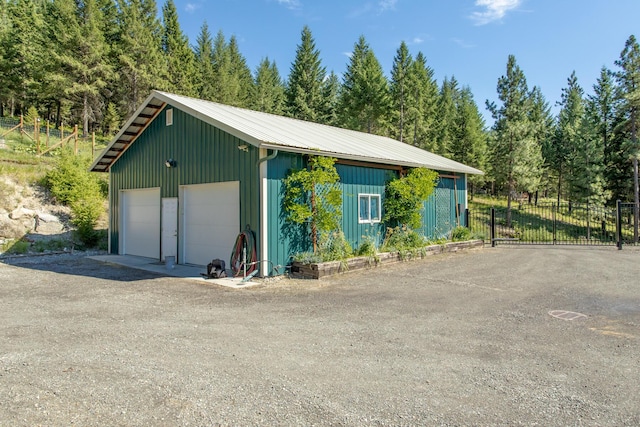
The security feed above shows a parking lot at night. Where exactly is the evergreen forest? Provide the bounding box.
[1,0,639,208]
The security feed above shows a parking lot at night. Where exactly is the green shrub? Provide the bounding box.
[283,156,342,252]
[32,238,70,252]
[381,226,426,252]
[3,239,30,254]
[318,230,353,262]
[356,235,377,257]
[292,251,323,264]
[43,148,107,248]
[71,196,104,247]
[43,148,103,205]
[383,167,438,229]
[451,226,472,242]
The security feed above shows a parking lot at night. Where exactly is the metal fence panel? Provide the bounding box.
[469,202,628,247]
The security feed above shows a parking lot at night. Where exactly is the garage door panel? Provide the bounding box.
[121,188,160,259]
[182,182,240,266]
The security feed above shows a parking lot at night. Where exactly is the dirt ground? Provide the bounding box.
[1,246,639,426]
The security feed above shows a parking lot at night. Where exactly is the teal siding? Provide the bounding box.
[266,152,306,268]
[109,106,259,257]
[266,158,469,269]
[266,159,393,268]
[336,164,391,250]
[421,173,467,239]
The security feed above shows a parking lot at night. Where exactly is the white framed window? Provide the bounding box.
[358,194,381,224]
[166,108,173,126]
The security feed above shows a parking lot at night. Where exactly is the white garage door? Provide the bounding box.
[120,188,160,259]
[181,181,240,266]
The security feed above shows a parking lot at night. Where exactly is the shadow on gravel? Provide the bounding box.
[0,254,164,283]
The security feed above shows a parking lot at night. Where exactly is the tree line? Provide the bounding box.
[0,0,638,206]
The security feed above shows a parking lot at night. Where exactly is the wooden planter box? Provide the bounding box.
[290,239,484,279]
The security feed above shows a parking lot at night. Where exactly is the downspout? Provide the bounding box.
[257,149,279,277]
[257,149,279,166]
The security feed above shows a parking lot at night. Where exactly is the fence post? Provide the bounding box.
[617,199,623,250]
[73,125,78,155]
[490,207,496,247]
[92,131,95,158]
[552,203,557,245]
[464,208,469,228]
[34,117,39,154]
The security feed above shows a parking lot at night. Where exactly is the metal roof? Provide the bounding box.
[91,90,483,175]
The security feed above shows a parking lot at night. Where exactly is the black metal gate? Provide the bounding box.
[467,201,639,248]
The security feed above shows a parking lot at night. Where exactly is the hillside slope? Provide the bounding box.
[0,135,107,255]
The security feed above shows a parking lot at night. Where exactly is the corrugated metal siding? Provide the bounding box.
[336,164,391,250]
[266,159,393,268]
[266,152,307,268]
[267,160,471,268]
[109,106,259,255]
[421,173,467,240]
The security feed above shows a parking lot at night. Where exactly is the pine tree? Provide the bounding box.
[614,35,640,240]
[285,26,326,122]
[161,0,196,96]
[320,71,340,126]
[451,86,487,195]
[338,35,391,134]
[4,0,48,113]
[211,30,232,104]
[528,86,553,203]
[194,22,216,101]
[588,67,618,205]
[555,72,605,204]
[434,76,459,157]
[390,41,412,142]
[487,55,543,225]
[227,35,253,107]
[405,52,438,149]
[116,0,168,115]
[252,57,285,114]
[579,97,609,207]
[588,67,624,204]
[0,0,13,115]
[48,0,114,135]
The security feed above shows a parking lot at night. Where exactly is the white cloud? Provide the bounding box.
[277,0,302,10]
[184,2,199,12]
[412,37,424,44]
[471,0,522,25]
[378,0,398,12]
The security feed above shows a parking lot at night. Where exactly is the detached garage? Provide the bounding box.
[91,91,482,276]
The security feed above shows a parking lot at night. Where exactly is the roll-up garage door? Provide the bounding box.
[120,188,161,258]
[181,181,240,266]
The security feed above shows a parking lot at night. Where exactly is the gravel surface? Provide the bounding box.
[1,247,640,426]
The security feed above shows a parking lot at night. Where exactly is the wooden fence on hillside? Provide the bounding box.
[0,115,100,158]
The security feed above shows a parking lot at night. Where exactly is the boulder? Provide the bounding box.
[36,212,60,223]
[9,206,35,220]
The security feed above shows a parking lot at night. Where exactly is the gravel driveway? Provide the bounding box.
[1,247,639,426]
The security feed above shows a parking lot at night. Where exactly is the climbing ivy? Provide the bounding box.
[383,167,438,229]
[283,156,342,252]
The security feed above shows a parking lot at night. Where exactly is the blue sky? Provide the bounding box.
[173,0,640,123]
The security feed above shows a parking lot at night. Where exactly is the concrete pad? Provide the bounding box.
[87,254,259,288]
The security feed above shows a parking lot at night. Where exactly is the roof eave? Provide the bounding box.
[259,142,484,175]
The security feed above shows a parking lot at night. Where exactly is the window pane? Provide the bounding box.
[359,196,369,221]
[371,196,380,221]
